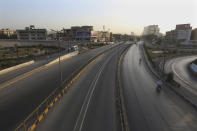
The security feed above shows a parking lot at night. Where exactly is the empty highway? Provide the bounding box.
[36,44,130,131]
[0,43,118,131]
[1,42,197,131]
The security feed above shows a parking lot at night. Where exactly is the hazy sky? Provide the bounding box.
[0,0,197,35]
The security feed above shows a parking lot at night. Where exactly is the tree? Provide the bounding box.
[10,34,17,39]
[166,72,174,82]
[0,34,9,39]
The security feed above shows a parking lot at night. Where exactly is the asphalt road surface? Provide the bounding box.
[0,43,118,131]
[36,44,130,131]
[165,56,197,94]
[120,43,197,131]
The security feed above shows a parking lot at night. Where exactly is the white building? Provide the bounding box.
[143,25,160,36]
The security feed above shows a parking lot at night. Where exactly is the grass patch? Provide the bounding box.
[0,59,26,70]
[81,43,105,49]
[0,45,63,70]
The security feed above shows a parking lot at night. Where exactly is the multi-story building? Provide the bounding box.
[143,25,160,36]
[16,25,47,40]
[62,26,93,41]
[113,34,122,41]
[165,30,178,41]
[131,32,135,37]
[97,31,110,42]
[0,28,15,36]
[176,24,192,41]
[62,29,75,40]
[75,26,93,41]
[190,28,197,40]
[76,31,91,41]
[165,24,192,41]
[79,26,93,32]
[90,31,98,42]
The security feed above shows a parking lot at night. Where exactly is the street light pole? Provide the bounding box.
[51,29,63,88]
[162,42,166,75]
[58,33,63,87]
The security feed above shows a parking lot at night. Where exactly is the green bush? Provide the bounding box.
[166,72,174,82]
[193,59,197,65]
[172,50,177,54]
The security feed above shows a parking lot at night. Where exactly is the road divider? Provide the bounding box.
[116,45,130,131]
[0,60,34,75]
[45,51,78,66]
[15,44,118,131]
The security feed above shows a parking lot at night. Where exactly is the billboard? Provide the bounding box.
[76,31,91,38]
[91,31,98,37]
[76,31,91,40]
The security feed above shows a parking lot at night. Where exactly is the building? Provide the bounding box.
[62,26,93,41]
[97,31,110,42]
[0,28,15,36]
[91,31,98,42]
[131,32,135,36]
[75,26,93,41]
[76,31,91,41]
[113,34,122,41]
[176,24,192,41]
[79,26,93,32]
[143,25,160,36]
[16,25,47,40]
[62,29,75,40]
[190,28,197,40]
[165,24,192,41]
[165,30,178,41]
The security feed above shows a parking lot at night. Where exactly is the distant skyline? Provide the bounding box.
[0,0,197,35]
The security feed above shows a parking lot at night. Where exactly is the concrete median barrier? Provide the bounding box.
[46,51,78,66]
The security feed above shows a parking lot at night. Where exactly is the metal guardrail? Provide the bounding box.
[15,44,117,131]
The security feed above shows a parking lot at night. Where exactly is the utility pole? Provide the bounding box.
[162,42,166,75]
[51,29,63,88]
[58,33,63,86]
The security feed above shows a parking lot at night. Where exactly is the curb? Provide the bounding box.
[172,63,193,88]
[116,45,131,131]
